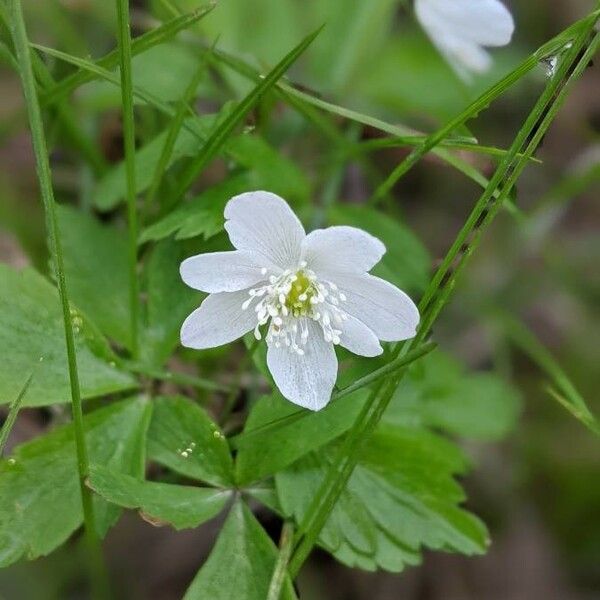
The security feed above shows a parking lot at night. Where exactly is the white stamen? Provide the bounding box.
[242,267,349,356]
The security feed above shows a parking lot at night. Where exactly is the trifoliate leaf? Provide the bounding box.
[275,424,489,573]
[0,397,152,567]
[147,396,234,488]
[184,500,297,600]
[87,465,231,530]
[0,263,136,407]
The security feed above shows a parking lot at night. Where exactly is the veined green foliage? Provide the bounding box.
[57,205,132,349]
[275,424,488,573]
[147,396,234,488]
[183,500,297,600]
[87,465,231,530]
[0,264,136,407]
[0,0,598,594]
[0,397,151,567]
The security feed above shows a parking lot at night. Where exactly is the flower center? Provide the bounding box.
[241,262,347,355]
[284,270,316,317]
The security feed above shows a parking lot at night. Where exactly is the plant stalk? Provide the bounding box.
[7,1,109,597]
[115,0,140,358]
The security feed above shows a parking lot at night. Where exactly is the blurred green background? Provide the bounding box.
[0,1,598,598]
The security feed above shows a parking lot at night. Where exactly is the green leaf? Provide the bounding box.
[87,464,231,530]
[147,396,234,487]
[93,114,216,211]
[139,174,246,244]
[140,239,198,366]
[0,397,152,567]
[184,500,297,600]
[139,131,310,244]
[235,391,367,485]
[327,205,431,293]
[275,425,489,573]
[384,352,522,441]
[57,204,131,348]
[0,263,136,407]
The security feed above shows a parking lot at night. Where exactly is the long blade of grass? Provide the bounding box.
[287,23,600,577]
[495,311,599,436]
[34,45,181,122]
[40,3,216,106]
[167,26,323,204]
[115,0,140,358]
[0,372,33,457]
[145,55,209,208]
[369,9,600,204]
[7,0,109,596]
[33,44,212,146]
[209,47,506,186]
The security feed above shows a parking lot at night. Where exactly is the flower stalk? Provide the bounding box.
[115,0,140,358]
[6,0,109,597]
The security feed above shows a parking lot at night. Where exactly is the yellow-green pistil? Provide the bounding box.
[285,271,316,317]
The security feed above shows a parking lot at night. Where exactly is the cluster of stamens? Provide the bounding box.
[241,261,348,355]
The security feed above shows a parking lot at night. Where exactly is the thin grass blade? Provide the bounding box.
[0,372,33,457]
[167,26,324,204]
[40,3,216,106]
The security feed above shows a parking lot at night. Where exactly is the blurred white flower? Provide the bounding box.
[180,192,420,411]
[415,0,515,80]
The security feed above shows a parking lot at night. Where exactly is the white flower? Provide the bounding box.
[180,191,420,411]
[415,0,515,80]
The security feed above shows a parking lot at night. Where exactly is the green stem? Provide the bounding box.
[115,0,140,358]
[267,521,295,600]
[228,341,436,451]
[7,1,109,597]
[123,362,232,394]
[220,339,260,426]
[0,372,33,457]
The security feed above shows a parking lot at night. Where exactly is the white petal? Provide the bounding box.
[415,0,514,78]
[301,226,386,276]
[180,251,272,293]
[333,273,419,342]
[267,319,337,411]
[224,191,305,270]
[180,290,256,349]
[338,314,383,358]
